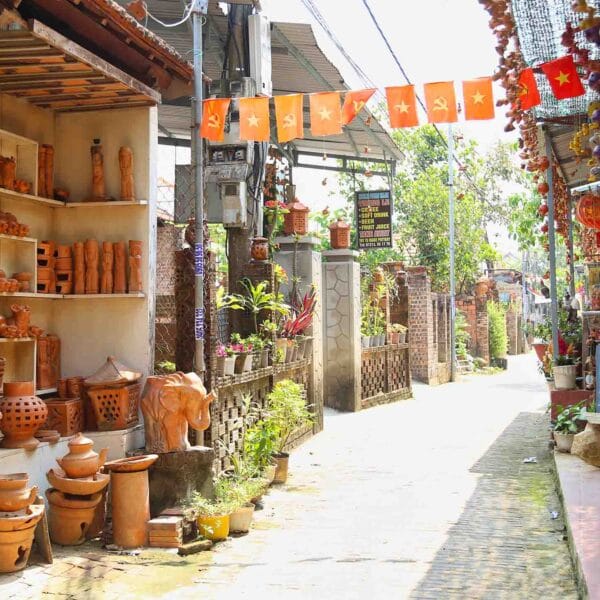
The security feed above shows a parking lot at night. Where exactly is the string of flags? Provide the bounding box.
[200,54,585,143]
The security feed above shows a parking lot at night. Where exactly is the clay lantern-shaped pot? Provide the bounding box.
[474,277,489,299]
[328,219,350,249]
[0,382,48,449]
[250,236,269,261]
[283,199,309,236]
[56,433,108,479]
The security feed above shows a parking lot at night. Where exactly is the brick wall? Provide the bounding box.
[456,296,477,353]
[506,306,518,355]
[475,296,490,365]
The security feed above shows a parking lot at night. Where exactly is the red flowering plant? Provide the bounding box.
[281,286,317,339]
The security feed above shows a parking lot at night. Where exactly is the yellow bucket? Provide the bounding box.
[197,514,230,541]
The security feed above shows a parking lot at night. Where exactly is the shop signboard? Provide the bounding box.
[355,189,393,250]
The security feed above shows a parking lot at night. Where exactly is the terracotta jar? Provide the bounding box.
[0,473,37,512]
[250,236,269,261]
[46,488,102,546]
[56,433,108,479]
[283,200,309,236]
[328,219,351,249]
[0,382,48,449]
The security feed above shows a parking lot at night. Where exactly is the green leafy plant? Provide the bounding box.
[182,491,235,520]
[455,310,471,360]
[214,476,267,511]
[554,402,586,434]
[390,323,407,334]
[266,379,313,453]
[555,354,577,366]
[244,419,278,473]
[487,301,508,359]
[155,360,176,374]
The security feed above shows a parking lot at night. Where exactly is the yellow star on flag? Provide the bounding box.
[472,91,485,104]
[319,107,332,121]
[247,113,260,128]
[555,71,570,86]
[518,84,528,97]
[395,101,410,113]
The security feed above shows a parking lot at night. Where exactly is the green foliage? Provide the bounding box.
[455,310,471,360]
[554,402,586,434]
[266,379,313,453]
[487,301,508,359]
[214,476,266,511]
[155,360,176,374]
[244,419,278,472]
[182,491,235,518]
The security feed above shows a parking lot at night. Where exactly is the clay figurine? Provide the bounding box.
[128,240,142,293]
[73,241,85,294]
[44,145,54,200]
[91,139,105,200]
[38,145,47,197]
[114,241,127,293]
[101,241,114,294]
[140,372,215,453]
[36,334,60,391]
[8,304,30,337]
[119,146,135,201]
[84,239,99,294]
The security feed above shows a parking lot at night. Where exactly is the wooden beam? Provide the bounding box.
[35,93,148,109]
[0,77,113,92]
[56,100,153,113]
[0,70,102,84]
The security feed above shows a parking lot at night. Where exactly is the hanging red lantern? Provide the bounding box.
[541,221,549,233]
[538,203,549,217]
[575,193,600,229]
[537,181,549,195]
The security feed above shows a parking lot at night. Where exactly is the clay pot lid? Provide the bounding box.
[66,432,94,449]
[84,356,142,388]
[252,236,268,243]
[104,454,158,472]
[3,381,35,397]
[47,468,110,495]
[0,473,28,490]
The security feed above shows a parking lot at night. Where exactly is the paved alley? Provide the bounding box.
[2,353,577,599]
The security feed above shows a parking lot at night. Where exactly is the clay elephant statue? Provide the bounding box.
[140,372,215,453]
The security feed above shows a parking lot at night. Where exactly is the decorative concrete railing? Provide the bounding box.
[360,344,411,408]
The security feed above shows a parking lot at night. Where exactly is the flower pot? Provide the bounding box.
[263,462,277,485]
[275,338,288,363]
[380,334,386,346]
[272,452,289,484]
[554,431,575,453]
[224,355,236,376]
[251,352,261,371]
[361,336,370,349]
[389,332,400,345]
[216,355,226,377]
[296,337,307,360]
[398,331,406,344]
[197,514,229,541]
[285,341,294,363]
[260,349,269,369]
[229,503,254,533]
[553,365,577,390]
[532,342,548,362]
[234,352,252,374]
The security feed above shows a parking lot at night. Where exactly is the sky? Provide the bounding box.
[159,0,521,253]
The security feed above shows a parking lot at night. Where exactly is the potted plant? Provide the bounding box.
[214,477,263,534]
[244,418,278,484]
[231,334,253,373]
[532,320,551,362]
[281,286,317,361]
[183,492,233,542]
[553,354,578,390]
[389,323,407,345]
[553,402,586,453]
[247,334,268,370]
[265,379,314,484]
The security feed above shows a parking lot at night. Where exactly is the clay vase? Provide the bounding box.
[0,382,48,449]
[105,454,158,548]
[56,433,108,479]
[250,236,269,261]
[0,473,37,512]
[46,488,102,545]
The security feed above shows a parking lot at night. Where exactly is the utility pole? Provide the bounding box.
[192,0,208,374]
[448,123,456,382]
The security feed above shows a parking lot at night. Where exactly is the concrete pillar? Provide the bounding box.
[274,236,323,431]
[322,249,361,412]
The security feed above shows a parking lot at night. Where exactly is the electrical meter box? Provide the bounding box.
[222,181,247,228]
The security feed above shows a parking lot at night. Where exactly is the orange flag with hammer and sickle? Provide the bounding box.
[514,68,541,110]
[424,81,457,124]
[462,77,495,120]
[274,94,304,143]
[386,85,419,128]
[200,98,231,142]
[239,97,270,142]
[310,92,342,136]
[342,89,376,125]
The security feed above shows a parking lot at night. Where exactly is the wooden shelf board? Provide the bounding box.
[0,337,34,343]
[0,292,62,299]
[0,187,63,207]
[0,233,36,243]
[64,200,148,208]
[37,387,57,395]
[62,293,145,299]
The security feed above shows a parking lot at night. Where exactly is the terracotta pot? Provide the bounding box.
[46,468,110,496]
[46,488,102,546]
[0,524,37,573]
[390,332,400,345]
[229,503,254,533]
[0,382,47,449]
[532,343,548,362]
[272,452,289,484]
[0,473,37,512]
[56,433,108,479]
[250,236,269,261]
[0,503,45,532]
[106,454,157,548]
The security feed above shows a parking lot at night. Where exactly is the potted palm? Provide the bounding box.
[553,354,578,390]
[553,402,586,453]
[266,379,314,484]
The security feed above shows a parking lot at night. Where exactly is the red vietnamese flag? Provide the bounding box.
[274,94,304,143]
[541,55,585,99]
[423,81,458,123]
[200,98,230,142]
[310,92,342,136]
[386,85,419,128]
[462,77,495,120]
[341,89,376,125]
[515,68,541,110]
[239,97,270,142]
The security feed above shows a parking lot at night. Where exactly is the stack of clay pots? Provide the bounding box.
[37,240,56,294]
[45,432,109,545]
[54,245,73,295]
[0,473,45,573]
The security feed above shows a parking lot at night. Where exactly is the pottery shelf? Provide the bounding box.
[0,233,36,244]
[36,386,57,395]
[0,292,144,299]
[0,188,148,209]
[0,337,34,343]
